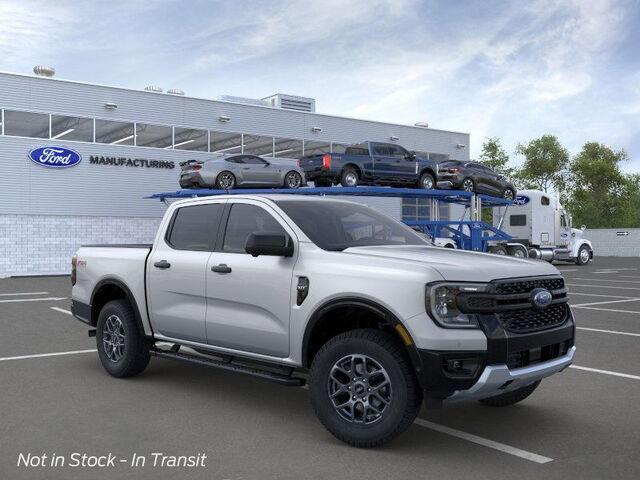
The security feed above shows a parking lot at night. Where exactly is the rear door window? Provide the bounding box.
[167,203,224,251]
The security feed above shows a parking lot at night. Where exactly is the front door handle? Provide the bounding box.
[154,260,171,269]
[211,264,232,274]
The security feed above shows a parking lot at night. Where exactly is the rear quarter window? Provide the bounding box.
[166,203,224,251]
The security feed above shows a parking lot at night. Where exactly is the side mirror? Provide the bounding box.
[581,225,586,231]
[405,152,416,160]
[245,232,293,257]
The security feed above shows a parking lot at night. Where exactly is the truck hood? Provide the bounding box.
[342,245,559,282]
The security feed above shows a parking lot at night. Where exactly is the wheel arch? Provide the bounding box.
[90,278,148,337]
[419,167,436,178]
[301,297,422,372]
[342,163,363,178]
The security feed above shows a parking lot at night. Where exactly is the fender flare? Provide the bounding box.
[301,297,422,371]
[571,238,593,258]
[90,278,151,337]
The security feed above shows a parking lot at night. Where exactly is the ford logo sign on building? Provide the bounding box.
[28,146,82,168]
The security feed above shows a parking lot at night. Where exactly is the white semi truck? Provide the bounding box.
[492,189,594,265]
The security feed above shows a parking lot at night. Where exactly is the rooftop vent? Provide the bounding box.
[262,93,316,113]
[414,122,429,128]
[33,65,55,78]
[144,85,163,93]
[167,88,185,96]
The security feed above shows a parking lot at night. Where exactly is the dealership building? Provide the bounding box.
[0,69,470,277]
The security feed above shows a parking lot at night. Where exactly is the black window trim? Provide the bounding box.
[165,202,226,252]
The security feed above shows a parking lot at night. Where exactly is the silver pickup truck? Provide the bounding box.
[71,194,576,447]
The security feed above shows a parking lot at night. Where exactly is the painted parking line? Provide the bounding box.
[413,419,553,464]
[571,278,640,284]
[571,305,640,314]
[569,292,638,299]
[566,283,640,291]
[51,307,72,315]
[557,268,578,272]
[0,291,49,297]
[0,297,67,304]
[570,365,640,381]
[571,298,640,307]
[0,349,96,362]
[576,327,640,338]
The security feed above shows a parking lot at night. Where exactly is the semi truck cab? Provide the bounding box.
[494,189,593,265]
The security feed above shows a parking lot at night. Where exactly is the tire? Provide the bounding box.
[490,245,508,256]
[461,177,475,192]
[284,170,303,189]
[478,381,541,407]
[503,187,515,200]
[309,329,423,448]
[340,167,359,187]
[96,300,151,378]
[508,245,527,258]
[576,245,591,265]
[215,171,236,190]
[418,172,435,190]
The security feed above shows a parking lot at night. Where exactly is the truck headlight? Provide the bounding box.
[426,283,488,329]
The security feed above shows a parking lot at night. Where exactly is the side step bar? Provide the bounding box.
[150,347,305,387]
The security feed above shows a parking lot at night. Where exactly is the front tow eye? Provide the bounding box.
[297,277,310,306]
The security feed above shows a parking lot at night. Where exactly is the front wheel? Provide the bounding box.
[503,187,516,200]
[96,300,150,378]
[576,245,591,265]
[479,381,541,407]
[284,170,303,189]
[461,177,475,192]
[418,172,435,189]
[309,329,422,448]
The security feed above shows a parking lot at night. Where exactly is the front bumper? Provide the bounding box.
[448,346,575,402]
[416,308,575,401]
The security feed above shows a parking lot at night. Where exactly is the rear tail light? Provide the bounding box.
[192,164,202,171]
[297,159,301,167]
[322,154,331,170]
[71,255,77,286]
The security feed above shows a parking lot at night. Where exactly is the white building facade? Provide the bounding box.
[0,71,470,276]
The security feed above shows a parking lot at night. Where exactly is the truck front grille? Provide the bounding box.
[494,277,565,295]
[497,303,568,333]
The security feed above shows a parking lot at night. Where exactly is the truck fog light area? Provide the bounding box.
[426,283,487,328]
[443,356,481,377]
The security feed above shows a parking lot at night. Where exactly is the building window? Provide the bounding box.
[274,137,303,158]
[173,127,208,151]
[51,115,93,142]
[211,131,242,154]
[303,140,331,156]
[3,110,49,138]
[136,123,172,149]
[243,135,274,156]
[95,119,134,145]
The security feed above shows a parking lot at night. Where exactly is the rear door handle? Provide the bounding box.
[154,260,171,269]
[211,264,232,274]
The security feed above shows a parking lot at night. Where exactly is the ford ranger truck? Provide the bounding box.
[71,195,576,448]
[298,141,439,189]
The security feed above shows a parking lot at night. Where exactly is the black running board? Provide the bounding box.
[150,348,305,387]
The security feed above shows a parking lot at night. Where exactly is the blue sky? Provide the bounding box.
[1,0,639,170]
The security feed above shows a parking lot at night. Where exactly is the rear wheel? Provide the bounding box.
[503,187,515,200]
[576,245,591,265]
[479,381,541,407]
[461,177,475,192]
[215,171,236,190]
[508,244,527,258]
[284,171,303,189]
[340,168,359,187]
[96,300,150,378]
[309,329,422,448]
[418,172,435,190]
[490,245,508,256]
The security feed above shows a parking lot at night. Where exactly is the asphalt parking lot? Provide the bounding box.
[1,257,639,480]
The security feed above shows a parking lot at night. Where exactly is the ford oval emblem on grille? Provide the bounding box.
[28,146,82,168]
[531,288,553,309]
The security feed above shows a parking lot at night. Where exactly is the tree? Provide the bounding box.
[566,142,632,228]
[515,135,569,193]
[479,137,514,177]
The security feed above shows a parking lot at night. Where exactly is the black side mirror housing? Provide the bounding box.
[405,151,416,160]
[245,232,294,257]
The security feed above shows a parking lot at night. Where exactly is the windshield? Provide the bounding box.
[275,200,430,251]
